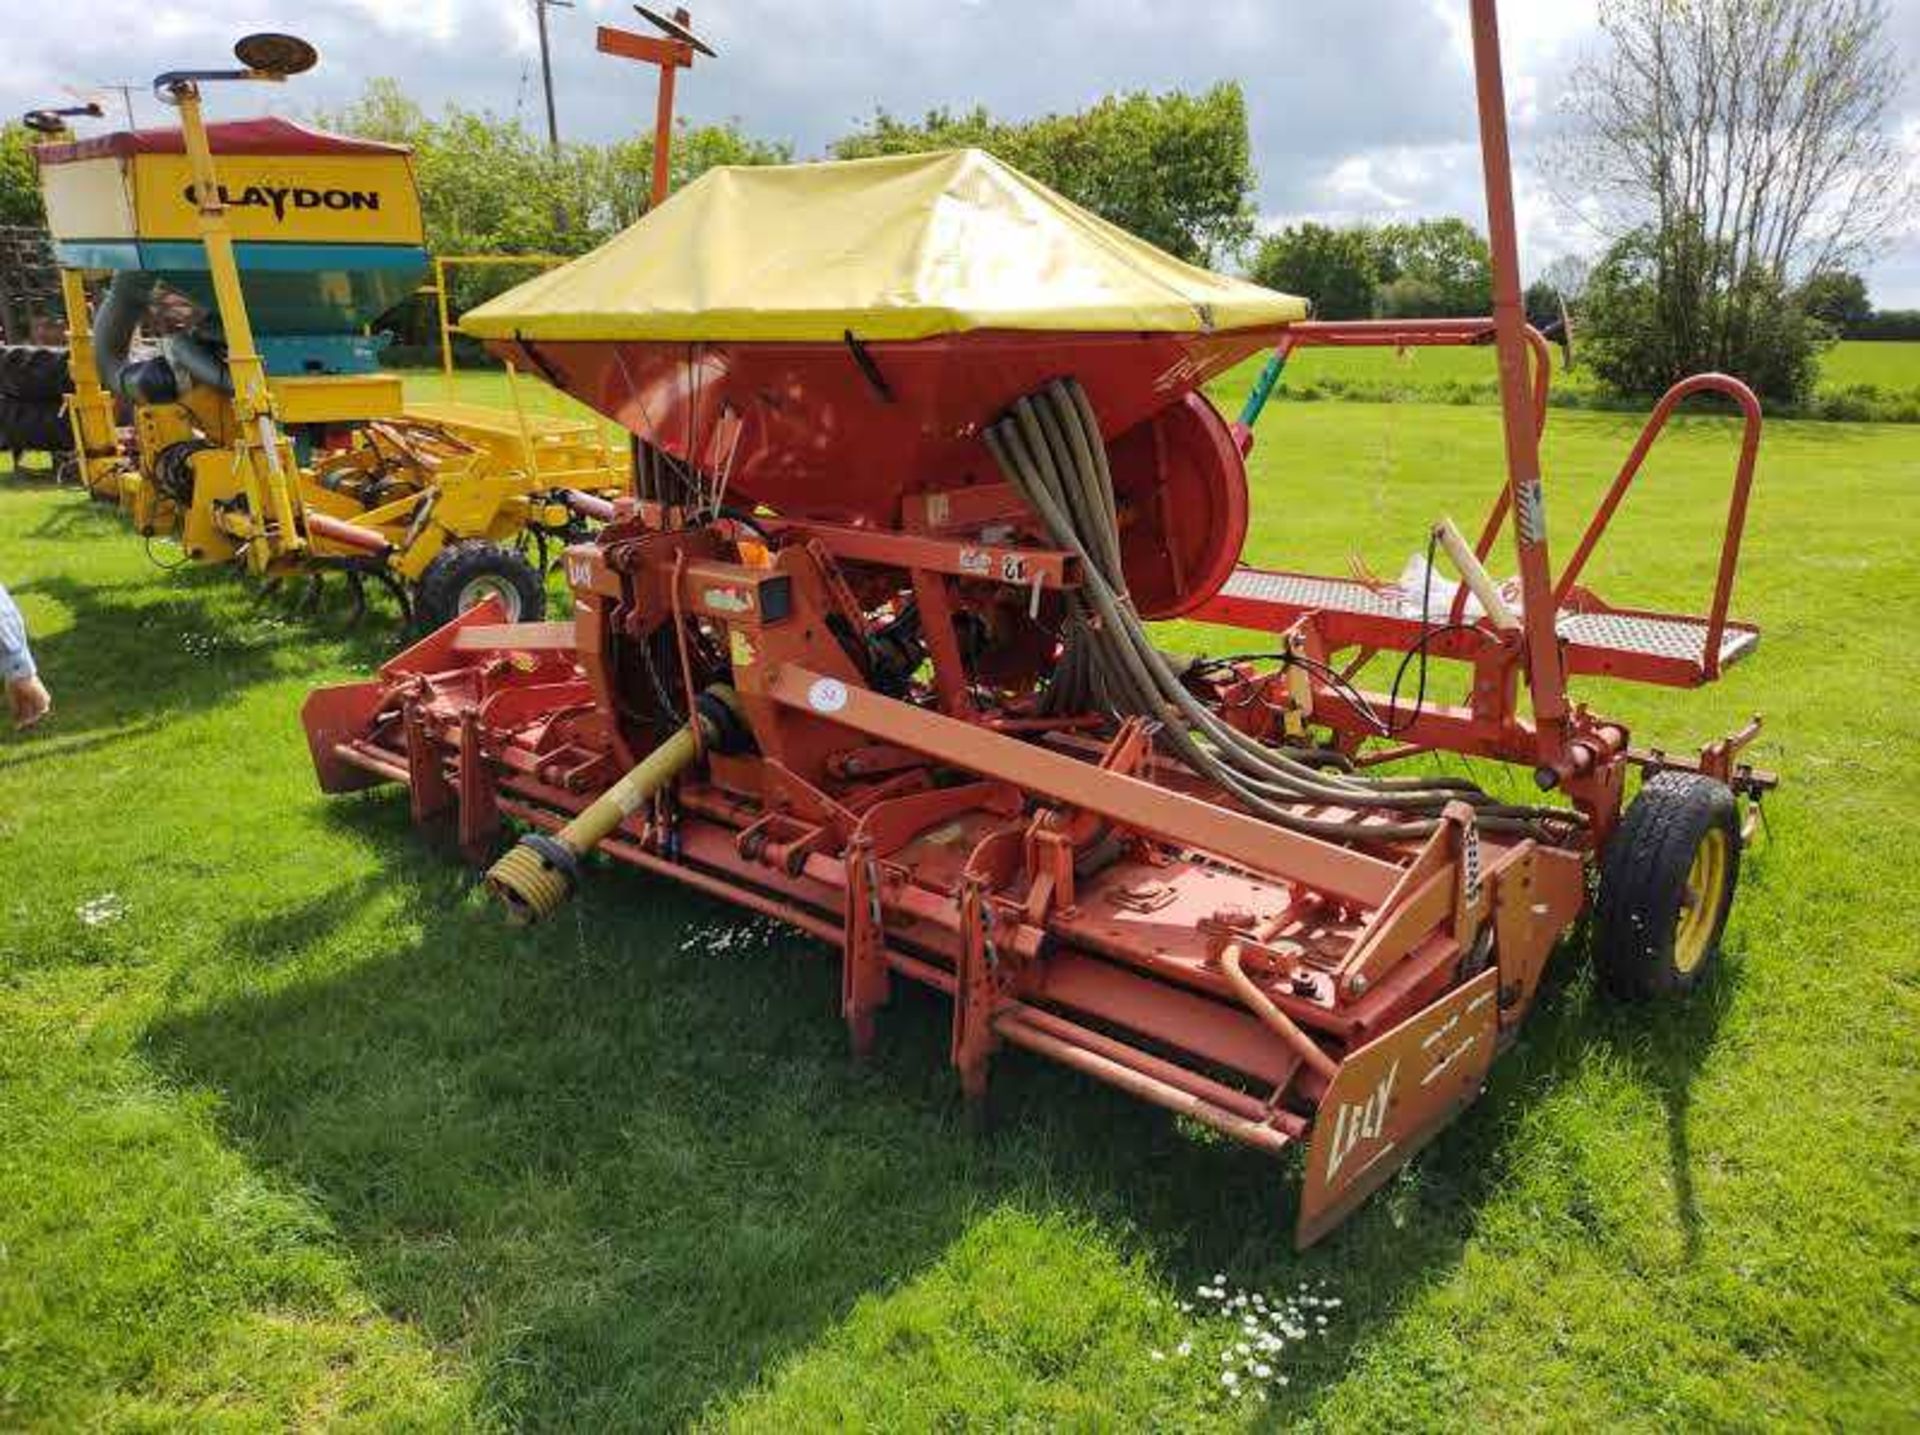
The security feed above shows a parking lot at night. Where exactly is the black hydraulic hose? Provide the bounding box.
[1087,469,1562,827]
[986,420,1431,839]
[1047,434,1547,824]
[987,380,1576,839]
[1005,394,1372,802]
[92,272,233,403]
[94,272,162,402]
[1022,386,1348,783]
[165,333,234,396]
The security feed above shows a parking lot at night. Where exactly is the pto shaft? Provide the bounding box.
[485,687,738,924]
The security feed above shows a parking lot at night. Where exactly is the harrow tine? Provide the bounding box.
[296,571,325,615]
[374,568,414,629]
[343,569,368,626]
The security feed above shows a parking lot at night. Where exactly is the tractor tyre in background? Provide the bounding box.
[0,345,73,402]
[412,540,546,631]
[0,397,74,456]
[1593,771,1740,1000]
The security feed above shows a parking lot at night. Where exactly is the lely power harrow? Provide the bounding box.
[303,0,1774,1244]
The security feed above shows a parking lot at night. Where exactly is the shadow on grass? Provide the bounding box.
[1,569,406,749]
[147,796,1726,1426]
[24,492,121,543]
[1,572,284,745]
[0,456,64,484]
[1593,939,1745,1261]
[0,716,168,774]
[0,571,277,741]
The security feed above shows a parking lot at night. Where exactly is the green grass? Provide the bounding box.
[1818,339,1920,389]
[401,337,1920,432]
[1201,339,1920,423]
[2,387,1917,1429]
[399,366,629,437]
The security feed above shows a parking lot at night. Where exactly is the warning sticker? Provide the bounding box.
[1515,480,1548,545]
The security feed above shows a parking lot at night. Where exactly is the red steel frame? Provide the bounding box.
[596,7,711,210]
[301,0,1774,1246]
[1198,323,1768,832]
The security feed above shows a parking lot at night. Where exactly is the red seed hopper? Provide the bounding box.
[304,0,1775,1246]
[470,145,1295,619]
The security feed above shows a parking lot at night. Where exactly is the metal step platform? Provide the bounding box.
[1199,566,1758,688]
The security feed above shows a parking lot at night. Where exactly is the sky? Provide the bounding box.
[8,0,1919,304]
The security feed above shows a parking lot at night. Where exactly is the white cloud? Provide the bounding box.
[336,0,469,46]
[8,0,1917,303]
[1319,154,1418,213]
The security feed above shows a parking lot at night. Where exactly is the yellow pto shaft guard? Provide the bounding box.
[484,688,738,924]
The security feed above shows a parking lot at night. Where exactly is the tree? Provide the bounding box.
[832,85,1257,265]
[1248,223,1377,318]
[1541,253,1592,307]
[597,121,791,232]
[1366,219,1492,315]
[1854,309,1920,341]
[322,81,787,247]
[1523,280,1561,326]
[319,76,423,146]
[318,82,788,327]
[320,81,573,264]
[0,124,44,227]
[1558,0,1910,393]
[1582,222,1823,403]
[1797,270,1872,337]
[835,106,995,162]
[1374,276,1450,319]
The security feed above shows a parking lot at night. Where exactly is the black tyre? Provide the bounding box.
[413,540,546,631]
[0,345,72,402]
[0,397,72,455]
[1593,771,1740,1000]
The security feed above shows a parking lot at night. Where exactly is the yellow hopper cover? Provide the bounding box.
[463,148,1306,343]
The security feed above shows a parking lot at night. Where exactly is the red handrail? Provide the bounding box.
[1551,372,1763,680]
[1282,318,1554,438]
[1240,317,1566,631]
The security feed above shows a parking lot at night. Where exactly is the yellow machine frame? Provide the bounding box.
[409,252,626,506]
[42,68,627,623]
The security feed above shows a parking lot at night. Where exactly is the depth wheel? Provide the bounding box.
[1594,771,1740,1000]
[412,540,546,631]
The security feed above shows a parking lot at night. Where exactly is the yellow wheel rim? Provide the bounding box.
[1673,827,1729,974]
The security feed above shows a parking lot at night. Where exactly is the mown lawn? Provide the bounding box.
[1819,338,1920,389]
[1,389,1916,1429]
[1200,338,1920,422]
[407,339,1920,425]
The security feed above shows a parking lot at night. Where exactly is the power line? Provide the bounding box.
[63,81,135,128]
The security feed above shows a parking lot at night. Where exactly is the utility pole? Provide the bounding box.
[100,83,138,129]
[531,0,573,156]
